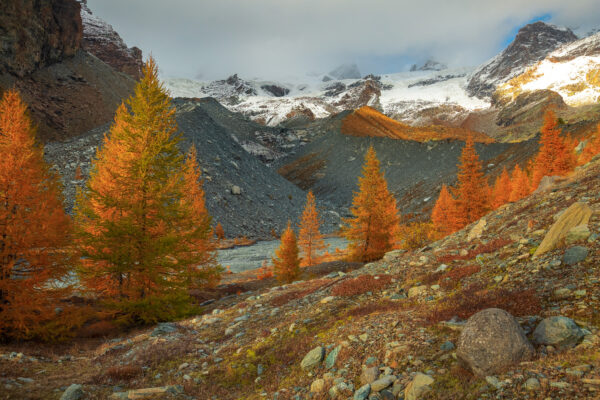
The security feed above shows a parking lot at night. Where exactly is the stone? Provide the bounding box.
[467,218,487,241]
[404,372,434,400]
[566,224,591,244]
[408,285,427,298]
[354,384,371,400]
[116,386,182,400]
[360,366,380,385]
[554,288,572,299]
[533,316,584,349]
[456,308,534,376]
[383,250,405,262]
[321,296,335,304]
[371,375,395,392]
[562,246,589,265]
[60,384,84,400]
[231,185,242,195]
[534,202,592,257]
[325,345,341,369]
[150,322,177,337]
[440,341,455,351]
[485,376,503,389]
[524,377,541,391]
[301,346,325,370]
[310,378,326,393]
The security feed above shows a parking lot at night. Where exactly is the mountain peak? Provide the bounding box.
[410,59,448,72]
[326,63,362,80]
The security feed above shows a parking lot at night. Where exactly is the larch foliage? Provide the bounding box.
[454,136,490,228]
[343,146,400,262]
[531,110,576,189]
[298,190,327,267]
[580,123,600,164]
[431,184,459,237]
[272,221,300,283]
[492,167,512,209]
[214,223,225,240]
[509,164,531,202]
[75,57,212,322]
[0,90,72,340]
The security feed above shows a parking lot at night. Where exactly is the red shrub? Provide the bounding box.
[436,238,512,263]
[104,365,142,381]
[346,300,405,318]
[270,279,329,307]
[331,275,393,297]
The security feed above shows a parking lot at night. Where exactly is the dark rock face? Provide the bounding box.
[456,308,534,376]
[79,0,143,80]
[260,84,290,97]
[410,60,447,72]
[468,22,577,98]
[0,0,82,77]
[495,89,567,127]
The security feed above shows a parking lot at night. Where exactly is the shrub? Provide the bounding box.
[346,300,405,318]
[77,320,120,338]
[397,222,439,250]
[104,365,142,382]
[436,238,512,263]
[331,275,393,297]
[269,279,329,307]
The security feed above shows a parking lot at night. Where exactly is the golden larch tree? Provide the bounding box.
[431,184,459,237]
[298,190,327,266]
[214,222,225,240]
[454,136,490,228]
[75,57,214,323]
[272,221,301,283]
[0,90,72,340]
[491,167,512,209]
[579,123,600,164]
[509,164,531,202]
[343,146,400,262]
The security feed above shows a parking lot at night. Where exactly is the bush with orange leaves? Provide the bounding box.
[331,274,393,297]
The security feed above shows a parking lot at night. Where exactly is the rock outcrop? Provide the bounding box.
[534,202,592,257]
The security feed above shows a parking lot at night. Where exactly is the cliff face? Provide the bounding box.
[0,0,82,77]
[79,0,143,80]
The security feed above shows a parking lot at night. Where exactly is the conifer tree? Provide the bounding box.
[509,164,531,202]
[272,221,300,283]
[298,190,327,266]
[431,184,459,236]
[182,146,221,288]
[214,223,225,240]
[491,167,512,209]
[454,136,490,228]
[531,110,576,189]
[343,146,400,262]
[75,58,212,322]
[580,124,600,164]
[0,90,72,339]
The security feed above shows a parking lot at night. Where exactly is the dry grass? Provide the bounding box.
[269,279,331,307]
[134,338,197,368]
[331,274,393,297]
[346,300,407,318]
[102,365,143,382]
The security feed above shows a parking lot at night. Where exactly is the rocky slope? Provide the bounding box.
[78,0,143,79]
[44,98,340,239]
[3,147,599,400]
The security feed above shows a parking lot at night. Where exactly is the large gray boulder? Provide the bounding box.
[301,346,325,370]
[457,308,534,376]
[533,316,584,349]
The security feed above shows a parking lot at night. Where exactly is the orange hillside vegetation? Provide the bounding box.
[341,106,494,143]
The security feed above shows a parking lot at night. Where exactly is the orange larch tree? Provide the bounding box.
[343,146,400,262]
[491,167,512,209]
[431,184,459,236]
[509,164,531,202]
[75,57,211,323]
[454,136,490,229]
[298,190,327,266]
[272,221,301,283]
[0,90,73,340]
[531,110,576,189]
[580,123,600,164]
[182,146,221,288]
[214,222,226,240]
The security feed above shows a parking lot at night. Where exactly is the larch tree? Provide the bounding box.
[491,167,512,209]
[509,164,531,202]
[75,57,212,323]
[580,123,600,164]
[298,190,327,266]
[0,90,73,340]
[343,146,400,262]
[272,221,301,283]
[454,136,490,228]
[182,146,221,288]
[431,184,459,237]
[531,110,576,189]
[214,223,225,240]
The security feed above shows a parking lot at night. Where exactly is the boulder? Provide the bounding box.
[562,246,589,265]
[231,185,242,195]
[353,384,371,400]
[360,366,379,385]
[467,218,487,241]
[534,202,592,257]
[456,308,534,376]
[371,375,395,392]
[565,224,591,244]
[301,346,325,370]
[533,316,584,349]
[310,378,326,393]
[60,384,84,400]
[324,345,341,369]
[408,285,427,298]
[404,373,434,400]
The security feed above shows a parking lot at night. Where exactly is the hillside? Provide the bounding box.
[341,106,494,143]
[3,150,599,400]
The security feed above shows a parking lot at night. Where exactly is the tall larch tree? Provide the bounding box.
[580,123,600,164]
[343,146,400,262]
[298,190,327,267]
[0,90,72,340]
[75,57,211,322]
[182,146,221,288]
[272,221,301,283]
[509,164,531,202]
[431,184,459,237]
[454,136,490,228]
[491,167,512,209]
[531,110,576,189]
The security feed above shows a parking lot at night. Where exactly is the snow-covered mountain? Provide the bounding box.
[496,32,600,106]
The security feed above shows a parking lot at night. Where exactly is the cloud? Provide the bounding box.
[86,0,600,80]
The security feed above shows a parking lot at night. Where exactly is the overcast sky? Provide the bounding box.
[87,0,600,81]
